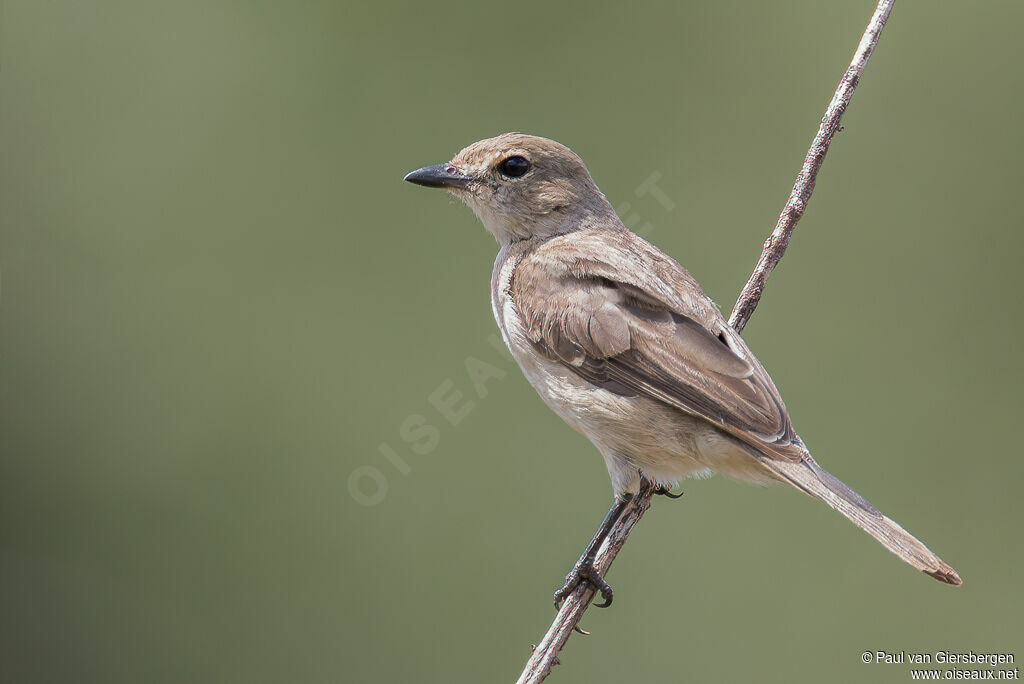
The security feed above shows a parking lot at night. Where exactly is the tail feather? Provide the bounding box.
[757,452,962,586]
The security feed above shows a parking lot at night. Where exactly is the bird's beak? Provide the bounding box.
[403,163,473,189]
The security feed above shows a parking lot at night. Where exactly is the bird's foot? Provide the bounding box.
[652,485,684,499]
[554,557,613,609]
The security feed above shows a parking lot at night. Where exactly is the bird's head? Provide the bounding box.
[404,133,615,244]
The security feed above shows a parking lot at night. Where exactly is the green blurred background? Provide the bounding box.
[2,1,1022,682]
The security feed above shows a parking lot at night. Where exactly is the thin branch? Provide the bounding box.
[516,2,896,682]
[729,0,895,332]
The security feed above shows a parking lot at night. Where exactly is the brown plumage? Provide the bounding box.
[405,132,961,586]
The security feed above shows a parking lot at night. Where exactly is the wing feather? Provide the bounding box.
[512,236,800,461]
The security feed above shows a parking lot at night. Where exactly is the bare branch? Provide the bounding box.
[729,0,895,333]
[516,2,896,682]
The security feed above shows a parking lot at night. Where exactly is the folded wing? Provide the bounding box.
[512,247,801,461]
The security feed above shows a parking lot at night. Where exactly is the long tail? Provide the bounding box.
[755,446,962,586]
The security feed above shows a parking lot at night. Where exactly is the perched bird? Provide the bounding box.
[404,133,961,606]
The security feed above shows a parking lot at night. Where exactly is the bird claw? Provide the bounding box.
[653,486,684,499]
[553,559,614,610]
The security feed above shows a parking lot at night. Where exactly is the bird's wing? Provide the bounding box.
[510,230,801,461]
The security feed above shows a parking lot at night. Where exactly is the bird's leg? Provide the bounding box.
[554,494,632,610]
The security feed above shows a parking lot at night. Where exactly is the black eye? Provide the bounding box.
[499,156,530,178]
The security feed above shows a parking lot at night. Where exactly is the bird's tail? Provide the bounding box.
[755,446,962,585]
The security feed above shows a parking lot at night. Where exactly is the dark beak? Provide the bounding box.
[403,163,473,189]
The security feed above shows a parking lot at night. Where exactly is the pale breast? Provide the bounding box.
[492,244,594,433]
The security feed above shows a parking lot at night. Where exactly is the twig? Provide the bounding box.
[516,2,896,682]
[729,0,896,332]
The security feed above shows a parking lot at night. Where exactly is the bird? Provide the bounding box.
[404,132,961,607]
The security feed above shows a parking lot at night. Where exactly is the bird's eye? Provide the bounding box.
[498,156,530,178]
